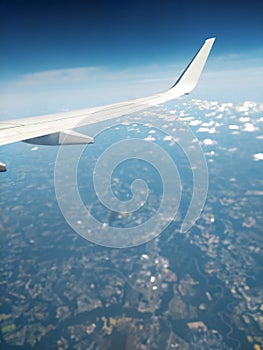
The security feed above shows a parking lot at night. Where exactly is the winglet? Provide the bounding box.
[170,37,215,95]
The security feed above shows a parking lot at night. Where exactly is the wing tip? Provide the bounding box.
[205,37,216,42]
[169,36,216,95]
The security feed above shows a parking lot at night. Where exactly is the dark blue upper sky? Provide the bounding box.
[1,0,262,77]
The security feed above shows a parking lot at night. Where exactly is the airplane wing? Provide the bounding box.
[0,38,215,170]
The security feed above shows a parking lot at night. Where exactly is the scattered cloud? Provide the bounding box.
[253,153,263,161]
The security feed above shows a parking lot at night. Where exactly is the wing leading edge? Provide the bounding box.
[0,38,215,149]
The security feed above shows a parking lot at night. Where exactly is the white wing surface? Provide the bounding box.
[0,38,215,148]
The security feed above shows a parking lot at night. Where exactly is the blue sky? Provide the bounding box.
[0,0,262,117]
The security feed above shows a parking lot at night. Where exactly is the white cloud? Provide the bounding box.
[13,66,102,87]
[203,138,216,145]
[243,123,258,132]
[253,153,263,161]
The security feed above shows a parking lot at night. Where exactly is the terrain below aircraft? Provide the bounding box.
[0,38,215,172]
